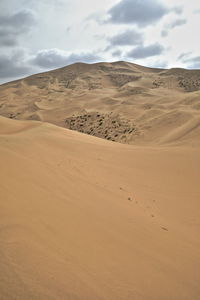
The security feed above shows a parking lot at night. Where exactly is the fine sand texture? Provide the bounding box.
[0,116,200,300]
[0,61,200,146]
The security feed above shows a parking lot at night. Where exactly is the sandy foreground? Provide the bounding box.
[0,116,200,299]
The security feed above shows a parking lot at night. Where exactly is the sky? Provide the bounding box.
[0,0,200,83]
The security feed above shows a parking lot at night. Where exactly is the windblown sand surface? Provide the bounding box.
[0,116,200,299]
[0,61,200,146]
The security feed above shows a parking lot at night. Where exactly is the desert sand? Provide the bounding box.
[0,115,200,299]
[0,61,200,146]
[0,62,200,299]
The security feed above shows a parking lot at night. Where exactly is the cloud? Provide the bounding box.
[179,55,200,69]
[161,18,187,37]
[177,52,191,61]
[0,49,100,82]
[0,30,18,47]
[173,6,183,15]
[193,9,200,14]
[0,51,31,79]
[127,43,164,59]
[107,29,143,47]
[112,49,123,57]
[0,10,36,46]
[0,10,36,31]
[0,47,101,83]
[66,26,71,33]
[187,58,200,69]
[168,18,187,29]
[107,0,180,27]
[161,29,168,37]
[31,48,101,69]
[148,60,168,69]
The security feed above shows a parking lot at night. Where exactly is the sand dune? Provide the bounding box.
[0,62,200,298]
[0,61,200,146]
[0,116,200,299]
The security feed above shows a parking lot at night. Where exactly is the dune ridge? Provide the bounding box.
[1,61,200,146]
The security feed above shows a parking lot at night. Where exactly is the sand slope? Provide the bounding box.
[0,116,200,299]
[0,62,200,146]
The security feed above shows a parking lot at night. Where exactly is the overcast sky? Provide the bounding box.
[0,0,199,83]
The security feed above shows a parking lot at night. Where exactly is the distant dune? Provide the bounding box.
[0,116,200,299]
[0,61,200,146]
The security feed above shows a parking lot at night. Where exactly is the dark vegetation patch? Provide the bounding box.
[65,112,139,143]
[159,69,200,92]
[178,76,200,92]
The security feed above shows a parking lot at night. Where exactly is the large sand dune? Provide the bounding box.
[0,116,200,299]
[0,61,200,146]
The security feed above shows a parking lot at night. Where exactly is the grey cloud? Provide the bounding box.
[161,18,187,37]
[193,9,200,14]
[0,52,31,79]
[107,0,178,27]
[0,10,36,31]
[177,52,191,61]
[0,47,101,83]
[108,29,143,46]
[66,26,71,33]
[28,0,66,8]
[180,56,200,69]
[0,10,36,46]
[127,43,164,59]
[178,53,200,69]
[168,18,187,29]
[188,61,200,69]
[112,49,123,57]
[161,29,168,37]
[187,56,200,63]
[173,6,183,15]
[0,30,18,47]
[31,49,101,69]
